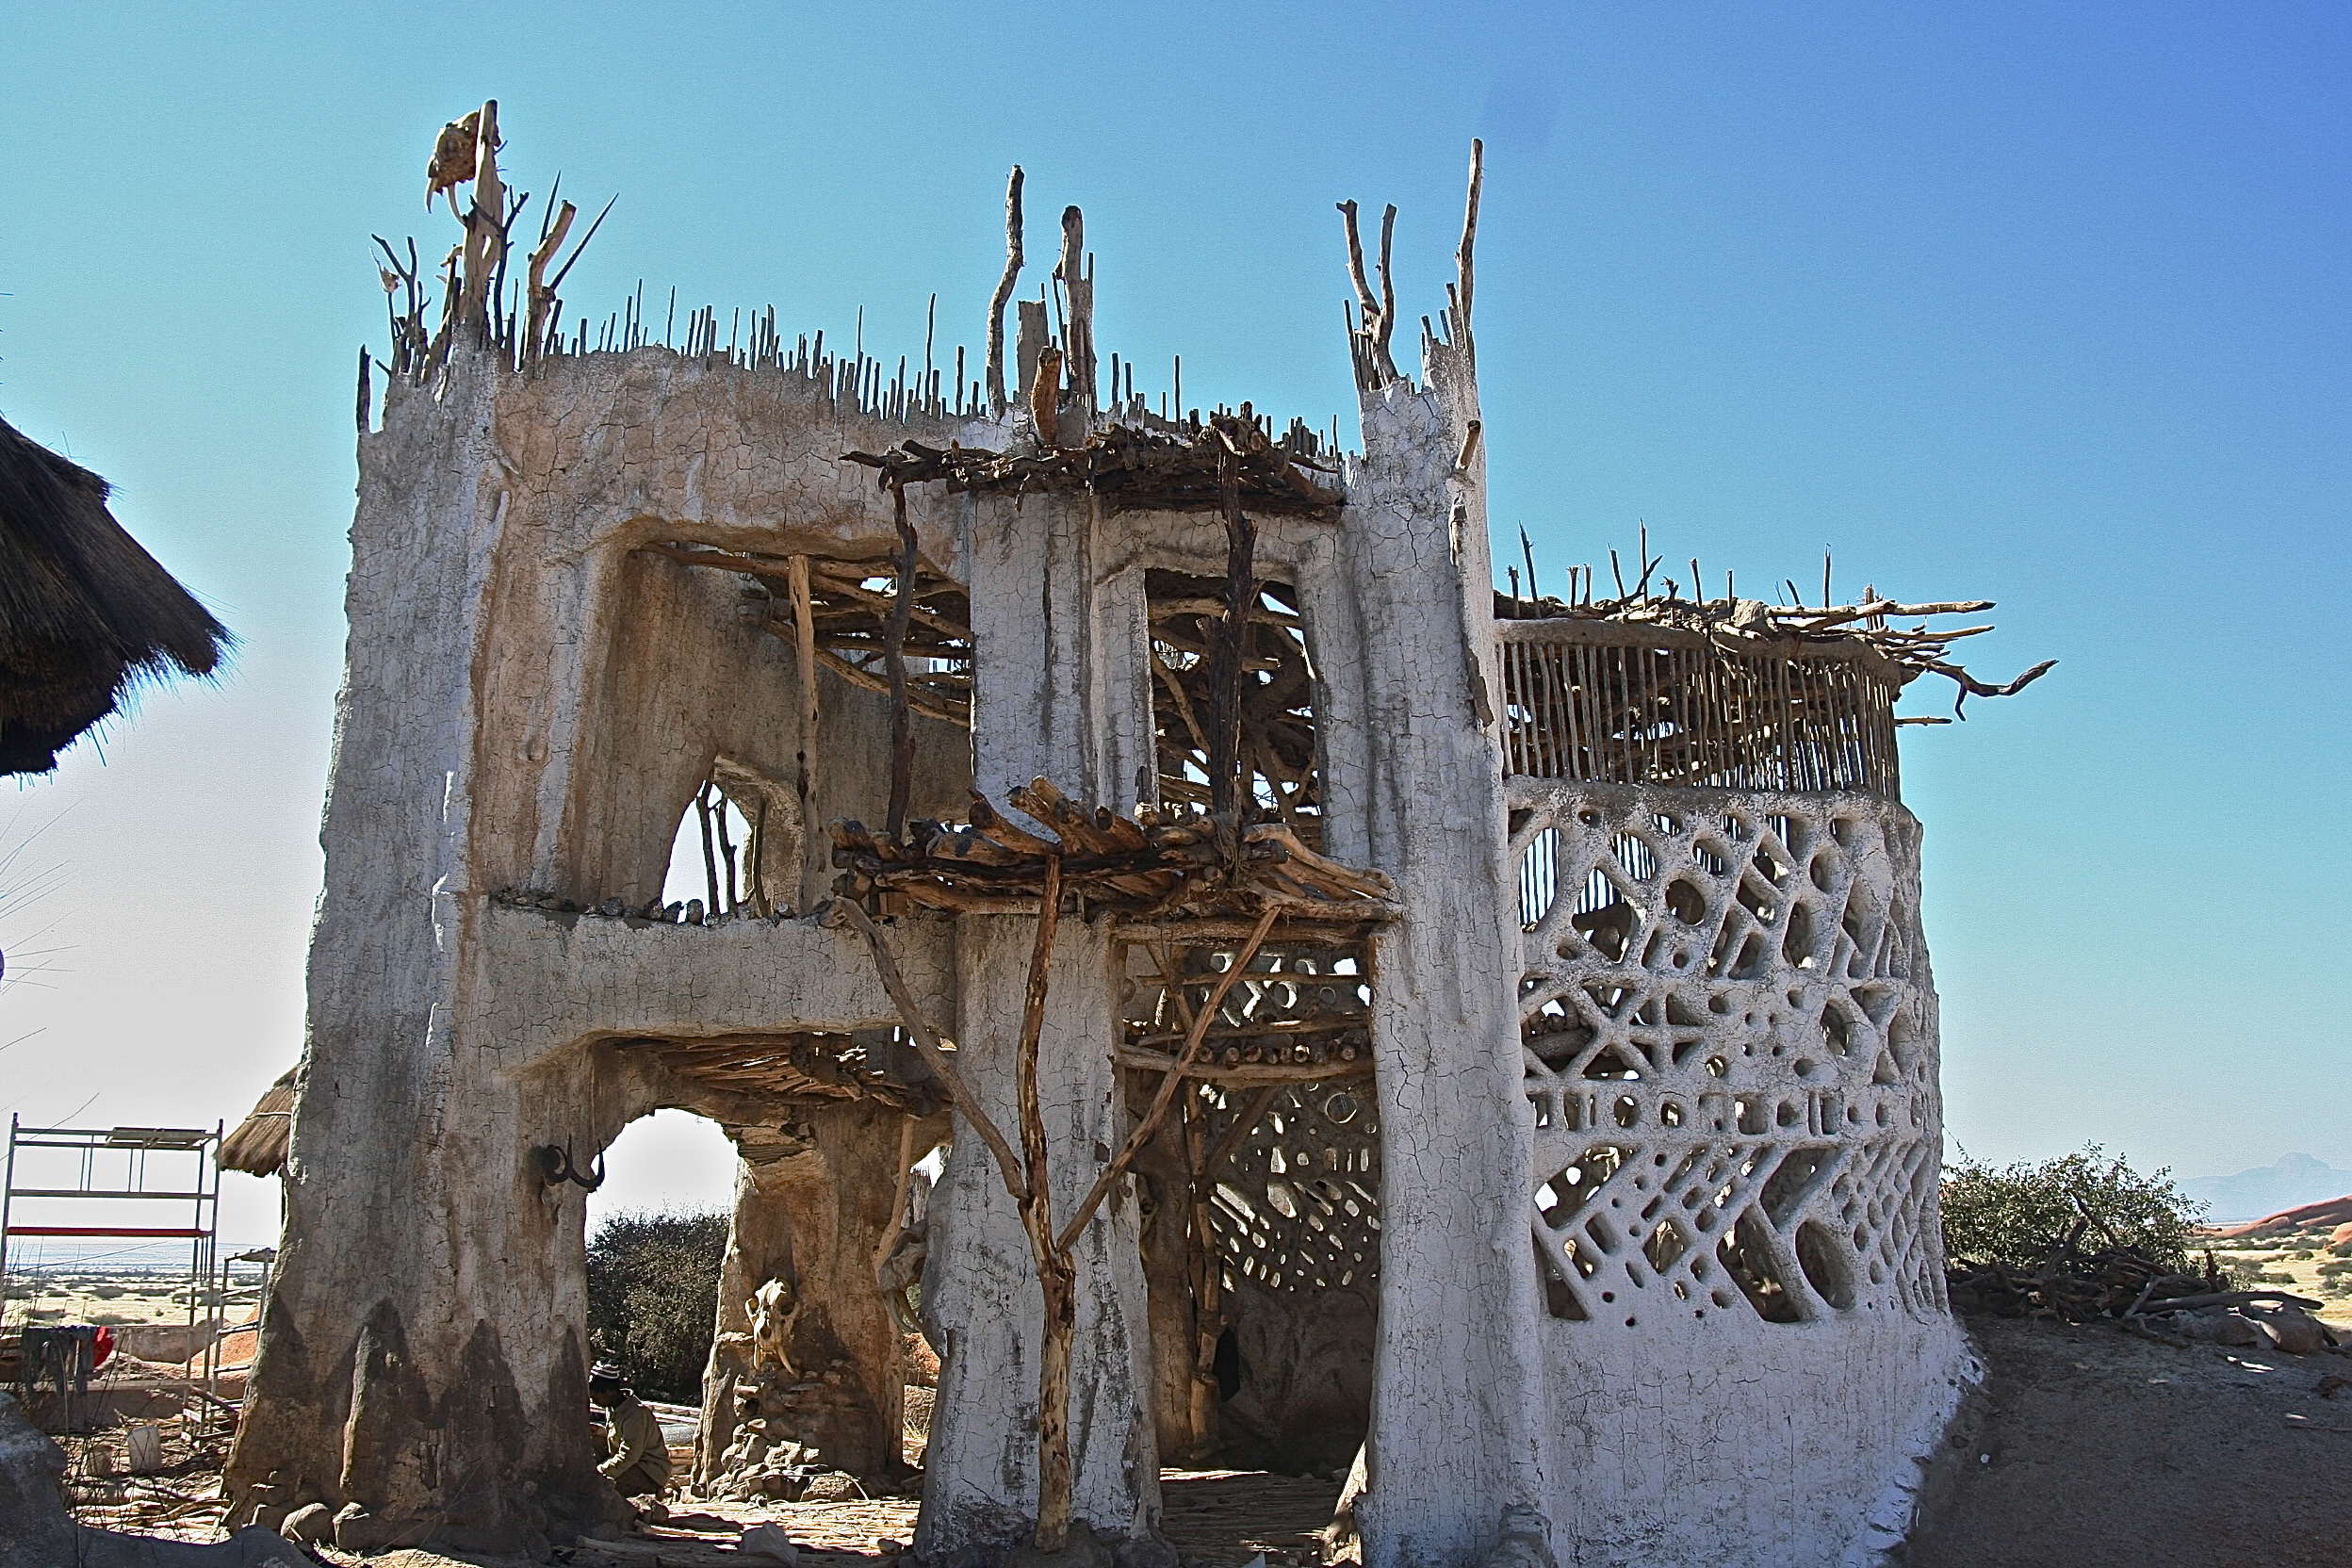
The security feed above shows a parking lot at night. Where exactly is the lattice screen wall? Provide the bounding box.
[1510,780,1945,1330]
[1200,1078,1380,1296]
[1119,943,1380,1298]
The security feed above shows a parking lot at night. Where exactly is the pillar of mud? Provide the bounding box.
[916,487,1161,1555]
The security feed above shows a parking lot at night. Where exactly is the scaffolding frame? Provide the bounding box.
[2,1117,225,1429]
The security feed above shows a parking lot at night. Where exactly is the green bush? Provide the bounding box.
[1940,1145,2204,1271]
[586,1209,730,1402]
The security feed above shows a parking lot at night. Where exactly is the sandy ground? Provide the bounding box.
[1903,1315,2352,1568]
[54,1386,1338,1568]
[2203,1233,2352,1333]
[47,1282,2352,1568]
[4,1268,225,1329]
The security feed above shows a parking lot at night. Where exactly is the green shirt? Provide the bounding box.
[597,1396,674,1483]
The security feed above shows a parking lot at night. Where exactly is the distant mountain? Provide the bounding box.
[2180,1153,2352,1223]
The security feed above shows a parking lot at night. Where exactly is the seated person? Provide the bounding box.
[589,1361,673,1523]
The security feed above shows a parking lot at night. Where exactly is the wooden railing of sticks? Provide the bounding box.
[828,779,1391,924]
[1494,583,2056,724]
[843,407,1341,524]
[626,1031,945,1116]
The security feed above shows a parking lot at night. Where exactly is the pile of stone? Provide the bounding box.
[702,1425,862,1505]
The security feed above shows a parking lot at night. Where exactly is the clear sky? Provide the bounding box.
[2,1,2345,1250]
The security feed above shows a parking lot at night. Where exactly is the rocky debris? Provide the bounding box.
[0,1394,306,1567]
[740,1522,800,1562]
[705,1425,832,1503]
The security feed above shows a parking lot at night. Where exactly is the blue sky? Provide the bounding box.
[2,2,2344,1244]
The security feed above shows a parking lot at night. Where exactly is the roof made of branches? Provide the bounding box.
[0,415,232,775]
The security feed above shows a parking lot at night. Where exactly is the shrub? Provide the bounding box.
[1940,1145,2204,1272]
[586,1209,730,1402]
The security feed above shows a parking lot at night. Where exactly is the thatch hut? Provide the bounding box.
[219,1070,295,1178]
[0,414,231,775]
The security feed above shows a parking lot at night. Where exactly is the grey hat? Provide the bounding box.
[589,1362,628,1383]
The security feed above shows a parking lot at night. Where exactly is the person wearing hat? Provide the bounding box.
[588,1362,673,1523]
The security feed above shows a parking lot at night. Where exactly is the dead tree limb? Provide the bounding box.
[885,483,920,840]
[1206,449,1256,830]
[790,555,822,906]
[457,101,504,332]
[1336,200,1401,387]
[834,898,1026,1200]
[1454,138,1483,353]
[986,167,1025,412]
[523,199,577,357]
[1015,858,1077,1550]
[697,782,722,915]
[1058,205,1094,410]
[1057,904,1279,1254]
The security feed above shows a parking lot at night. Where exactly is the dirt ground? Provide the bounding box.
[1903,1314,2352,1568]
[47,1295,2352,1568]
[53,1392,1337,1568]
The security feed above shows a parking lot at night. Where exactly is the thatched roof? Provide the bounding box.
[219,1070,294,1177]
[1,414,231,775]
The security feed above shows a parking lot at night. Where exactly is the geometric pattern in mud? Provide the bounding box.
[1120,940,1381,1298]
[1200,1076,1380,1297]
[1508,780,1947,1328]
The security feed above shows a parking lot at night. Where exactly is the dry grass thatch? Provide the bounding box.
[0,415,231,775]
[218,1070,294,1176]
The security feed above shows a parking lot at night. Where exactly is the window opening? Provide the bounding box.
[1146,570,1321,848]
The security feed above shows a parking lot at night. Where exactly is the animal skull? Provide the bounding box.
[746,1277,799,1376]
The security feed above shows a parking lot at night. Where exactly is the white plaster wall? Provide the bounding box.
[1329,344,1554,1568]
[466,905,952,1071]
[1510,781,1968,1566]
[1539,1317,1968,1567]
[237,345,999,1553]
[919,486,1159,1551]
[923,916,1157,1552]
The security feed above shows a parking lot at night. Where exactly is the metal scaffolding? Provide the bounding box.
[2,1118,224,1429]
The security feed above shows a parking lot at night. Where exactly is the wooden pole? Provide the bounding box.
[790,556,822,909]
[885,484,919,841]
[1014,858,1076,1550]
[697,783,722,917]
[987,168,1025,412]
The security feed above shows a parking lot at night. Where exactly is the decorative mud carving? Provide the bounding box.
[1511,780,1944,1328]
[1204,1080,1380,1298]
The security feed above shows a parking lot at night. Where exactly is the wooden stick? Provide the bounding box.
[872,1115,921,1294]
[790,556,822,907]
[987,167,1025,412]
[1013,858,1079,1551]
[885,484,920,841]
[1200,1084,1284,1189]
[1455,138,1483,348]
[833,898,1026,1200]
[523,200,576,355]
[1114,1049,1372,1087]
[2136,1288,2323,1313]
[697,782,722,915]
[1056,904,1280,1254]
[1207,448,1256,828]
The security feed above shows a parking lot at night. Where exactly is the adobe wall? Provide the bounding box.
[227,347,977,1553]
